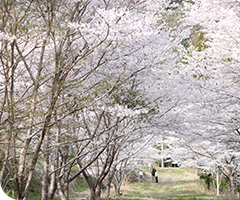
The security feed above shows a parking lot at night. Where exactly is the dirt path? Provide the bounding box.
[70,168,229,200]
[71,189,90,200]
[118,167,227,200]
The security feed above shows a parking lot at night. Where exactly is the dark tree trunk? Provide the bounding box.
[206,174,211,190]
[89,187,96,200]
[95,184,101,199]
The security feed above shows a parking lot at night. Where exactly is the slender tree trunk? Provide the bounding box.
[106,173,111,198]
[0,141,10,186]
[16,36,43,199]
[48,164,57,199]
[81,169,96,200]
[48,180,57,199]
[22,75,62,199]
[212,173,216,195]
[96,183,101,199]
[18,137,32,199]
[49,109,62,199]
[114,182,120,196]
[63,181,69,200]
[56,176,67,200]
[89,188,96,200]
[23,169,34,200]
[113,172,121,196]
[206,174,211,190]
[23,109,56,200]
[42,131,50,200]
[228,174,235,197]
[0,69,11,188]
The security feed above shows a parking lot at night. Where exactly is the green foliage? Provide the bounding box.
[191,24,203,33]
[198,173,212,189]
[192,73,210,80]
[29,172,42,193]
[235,184,240,193]
[192,74,197,78]
[1,162,17,199]
[193,32,208,52]
[198,172,230,193]
[71,176,89,193]
[112,88,146,109]
[222,58,232,62]
[154,143,169,151]
[161,8,185,27]
[182,60,189,65]
[126,169,139,183]
[27,192,60,200]
[181,38,191,49]
[219,177,229,193]
[156,1,188,28]
[181,24,208,51]
[165,0,194,11]
[110,80,158,121]
[156,158,174,167]
[168,0,194,5]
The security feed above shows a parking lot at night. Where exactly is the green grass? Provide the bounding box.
[100,167,230,200]
[27,192,61,200]
[0,191,60,200]
[74,186,88,193]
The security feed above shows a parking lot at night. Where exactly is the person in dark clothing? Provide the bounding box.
[151,168,156,182]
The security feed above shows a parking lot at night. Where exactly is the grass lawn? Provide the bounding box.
[101,167,230,200]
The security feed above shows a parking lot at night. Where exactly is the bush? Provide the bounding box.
[198,173,212,190]
[127,171,139,183]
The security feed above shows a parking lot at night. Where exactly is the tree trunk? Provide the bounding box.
[48,181,57,199]
[206,174,211,190]
[228,174,235,197]
[63,182,69,200]
[106,182,111,198]
[0,141,10,186]
[49,111,61,199]
[212,173,216,195]
[23,81,61,200]
[56,177,67,200]
[23,170,34,200]
[89,188,96,200]
[48,164,57,199]
[106,173,112,198]
[81,169,96,200]
[95,183,102,199]
[16,30,50,199]
[42,131,50,200]
[114,183,120,196]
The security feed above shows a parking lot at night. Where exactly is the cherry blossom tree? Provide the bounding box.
[158,0,240,197]
[0,1,193,200]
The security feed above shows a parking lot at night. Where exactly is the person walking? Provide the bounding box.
[151,168,156,183]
